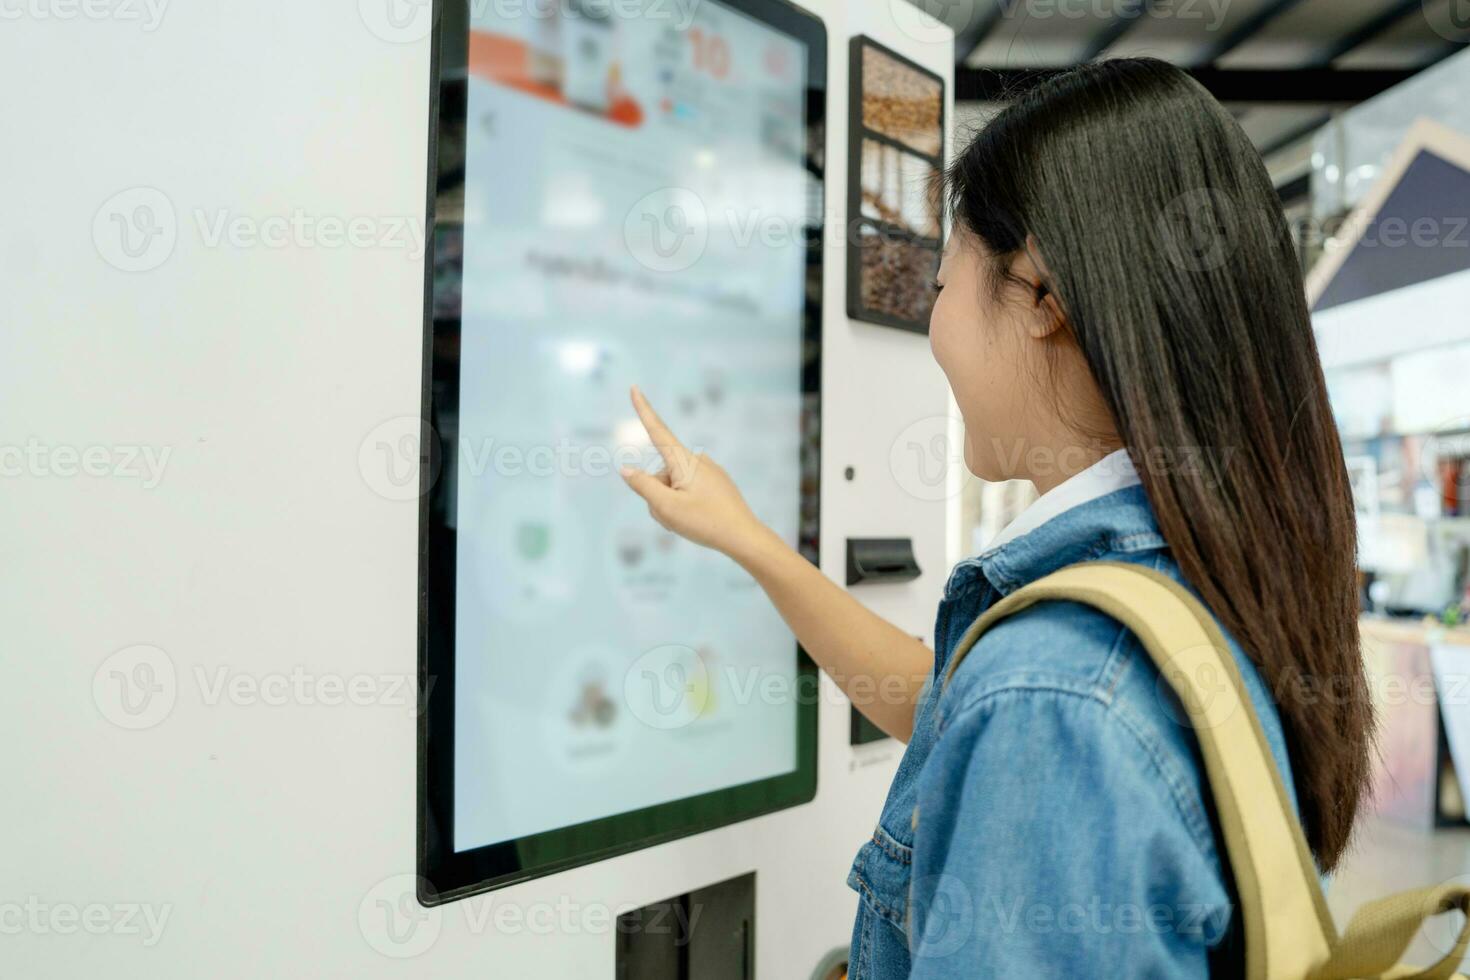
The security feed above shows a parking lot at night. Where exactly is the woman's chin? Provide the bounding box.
[961,442,998,484]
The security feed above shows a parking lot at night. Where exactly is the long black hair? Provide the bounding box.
[946,57,1371,871]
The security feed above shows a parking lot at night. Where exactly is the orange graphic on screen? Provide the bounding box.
[469,29,644,128]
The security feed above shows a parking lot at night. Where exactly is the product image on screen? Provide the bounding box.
[418,0,824,901]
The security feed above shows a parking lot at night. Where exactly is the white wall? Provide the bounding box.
[0,2,953,976]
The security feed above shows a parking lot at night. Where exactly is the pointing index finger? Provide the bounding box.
[630,385,691,483]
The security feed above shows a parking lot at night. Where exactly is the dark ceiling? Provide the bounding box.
[907,0,1470,156]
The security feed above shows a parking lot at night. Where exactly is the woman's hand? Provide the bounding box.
[619,385,933,743]
[619,385,776,562]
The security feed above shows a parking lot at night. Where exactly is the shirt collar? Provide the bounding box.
[986,449,1140,552]
[970,452,1165,595]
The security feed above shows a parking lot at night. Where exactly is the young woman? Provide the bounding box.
[621,57,1373,976]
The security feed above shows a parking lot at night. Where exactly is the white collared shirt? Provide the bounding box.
[984,448,1141,554]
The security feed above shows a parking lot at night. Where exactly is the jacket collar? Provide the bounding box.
[974,483,1167,596]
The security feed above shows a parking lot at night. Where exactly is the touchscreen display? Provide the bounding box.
[421,0,824,896]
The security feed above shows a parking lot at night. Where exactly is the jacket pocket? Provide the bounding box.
[847,823,913,930]
[846,823,916,980]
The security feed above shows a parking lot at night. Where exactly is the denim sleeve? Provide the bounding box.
[907,687,1233,978]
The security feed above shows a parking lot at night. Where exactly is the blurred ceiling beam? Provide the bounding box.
[955,66,1421,102]
[1081,0,1155,62]
[1192,0,1313,67]
[951,0,1464,76]
[942,0,1011,67]
[1311,0,1426,64]
[1256,110,1334,157]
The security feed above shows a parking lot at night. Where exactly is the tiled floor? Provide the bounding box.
[1327,815,1470,966]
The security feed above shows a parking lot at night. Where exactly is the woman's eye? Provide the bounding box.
[931,279,944,292]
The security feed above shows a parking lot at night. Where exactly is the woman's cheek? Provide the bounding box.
[927,298,947,367]
[930,304,984,477]
[928,292,961,377]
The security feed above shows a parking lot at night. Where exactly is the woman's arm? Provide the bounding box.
[619,386,934,742]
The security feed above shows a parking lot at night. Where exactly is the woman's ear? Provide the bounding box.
[1013,235,1069,340]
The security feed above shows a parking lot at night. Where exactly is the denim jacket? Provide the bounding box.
[846,484,1298,978]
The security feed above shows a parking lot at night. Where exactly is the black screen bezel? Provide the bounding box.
[416,0,827,905]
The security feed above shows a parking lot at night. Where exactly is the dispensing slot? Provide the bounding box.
[846,538,921,586]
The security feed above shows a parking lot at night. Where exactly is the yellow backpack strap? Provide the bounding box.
[942,561,1336,980]
[1311,883,1470,980]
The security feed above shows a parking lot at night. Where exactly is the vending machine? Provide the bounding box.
[3,1,954,976]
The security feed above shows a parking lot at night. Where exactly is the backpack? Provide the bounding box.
[943,561,1470,980]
